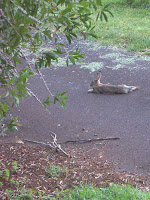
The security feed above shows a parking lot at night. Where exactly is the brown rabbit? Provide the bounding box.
[88,71,139,94]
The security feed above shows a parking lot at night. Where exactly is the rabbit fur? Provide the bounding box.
[88,72,139,94]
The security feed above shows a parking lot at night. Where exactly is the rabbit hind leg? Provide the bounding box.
[130,86,139,91]
[125,86,137,93]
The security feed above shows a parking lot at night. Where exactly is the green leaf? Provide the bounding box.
[66,58,69,66]
[43,97,52,108]
[61,99,66,108]
[65,34,72,44]
[10,36,20,48]
[15,96,20,106]
[103,2,112,9]
[61,90,67,95]
[88,33,98,39]
[53,47,63,54]
[44,52,58,60]
[69,56,75,65]
[102,11,108,22]
[5,92,9,97]
[8,77,16,86]
[7,117,22,132]
[60,6,72,15]
[54,97,59,104]
[19,24,25,27]
[13,57,21,65]
[104,9,114,17]
[96,0,102,6]
[57,0,65,6]
[58,43,65,46]
[0,102,9,114]
[62,95,68,100]
[96,12,100,21]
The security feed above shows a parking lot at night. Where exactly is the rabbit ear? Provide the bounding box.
[97,71,101,80]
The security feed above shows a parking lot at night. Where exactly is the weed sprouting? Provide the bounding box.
[3,169,10,181]
[45,164,67,178]
[12,161,18,172]
[0,181,3,188]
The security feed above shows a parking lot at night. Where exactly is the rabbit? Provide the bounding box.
[88,71,139,94]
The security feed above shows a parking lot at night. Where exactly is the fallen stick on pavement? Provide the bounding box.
[60,137,120,144]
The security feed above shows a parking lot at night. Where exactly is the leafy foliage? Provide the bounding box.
[0,0,112,133]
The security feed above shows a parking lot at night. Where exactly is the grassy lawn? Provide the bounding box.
[90,1,150,52]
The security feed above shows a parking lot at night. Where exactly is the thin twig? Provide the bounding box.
[60,137,120,144]
[36,69,54,97]
[19,50,54,111]
[26,87,51,115]
[19,49,37,73]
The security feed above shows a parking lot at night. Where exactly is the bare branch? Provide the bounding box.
[36,69,54,97]
[23,132,70,157]
[23,139,55,149]
[26,87,51,115]
[19,49,37,74]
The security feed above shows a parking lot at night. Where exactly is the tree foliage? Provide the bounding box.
[0,0,112,134]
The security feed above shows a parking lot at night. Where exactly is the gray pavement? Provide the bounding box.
[3,40,150,176]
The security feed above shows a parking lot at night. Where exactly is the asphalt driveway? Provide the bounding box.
[3,39,150,177]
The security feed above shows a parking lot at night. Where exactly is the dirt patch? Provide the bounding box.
[0,142,149,199]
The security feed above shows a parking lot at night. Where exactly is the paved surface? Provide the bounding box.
[4,39,150,176]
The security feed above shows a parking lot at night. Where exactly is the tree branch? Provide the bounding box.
[23,131,70,157]
[36,69,54,97]
[9,0,41,24]
[26,87,52,115]
[0,9,21,37]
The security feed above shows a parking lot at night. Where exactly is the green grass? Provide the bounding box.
[89,1,150,52]
[53,184,150,200]
[4,183,150,199]
[45,164,67,178]
[103,0,150,7]
[9,188,34,200]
